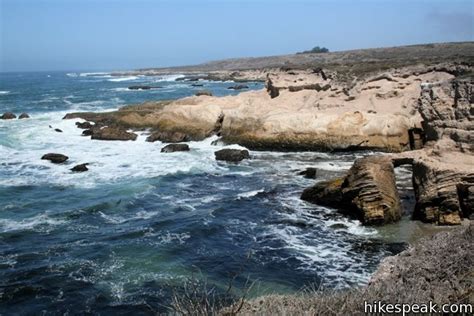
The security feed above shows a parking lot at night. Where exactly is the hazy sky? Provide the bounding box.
[1,0,473,72]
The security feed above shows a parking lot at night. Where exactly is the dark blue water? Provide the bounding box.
[0,72,404,314]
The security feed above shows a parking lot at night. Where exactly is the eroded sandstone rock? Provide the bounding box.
[301,156,402,225]
[91,126,137,141]
[146,131,189,143]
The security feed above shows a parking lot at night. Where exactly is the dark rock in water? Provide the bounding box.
[301,177,345,207]
[128,85,162,90]
[195,90,212,96]
[298,167,317,179]
[191,84,204,87]
[82,129,93,136]
[71,163,89,172]
[161,144,190,153]
[18,113,30,119]
[146,131,189,143]
[91,126,137,141]
[1,112,16,119]
[54,128,63,133]
[228,84,249,90]
[215,149,250,162]
[330,223,348,230]
[41,153,69,164]
[76,121,93,129]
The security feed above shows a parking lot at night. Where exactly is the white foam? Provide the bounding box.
[0,91,10,95]
[108,76,139,82]
[0,114,240,188]
[237,189,264,199]
[79,72,111,77]
[0,213,65,233]
[153,74,185,82]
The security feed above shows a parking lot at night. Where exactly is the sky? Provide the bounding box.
[0,0,473,72]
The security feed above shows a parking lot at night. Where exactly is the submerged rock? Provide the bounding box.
[41,153,69,164]
[302,156,402,225]
[161,144,190,153]
[128,85,162,90]
[195,90,213,96]
[18,113,30,119]
[298,167,317,179]
[228,84,249,90]
[91,126,137,141]
[71,163,89,172]
[1,112,16,119]
[146,131,189,143]
[214,149,250,162]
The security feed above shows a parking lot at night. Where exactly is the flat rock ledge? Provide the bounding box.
[161,144,190,153]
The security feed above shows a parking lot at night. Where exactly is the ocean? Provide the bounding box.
[0,71,410,314]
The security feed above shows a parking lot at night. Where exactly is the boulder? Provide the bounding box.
[215,149,250,163]
[82,129,93,136]
[41,153,69,164]
[301,178,345,207]
[161,144,190,153]
[71,163,89,172]
[146,131,189,143]
[298,167,317,179]
[91,126,137,141]
[1,112,16,119]
[228,84,249,90]
[18,113,30,119]
[301,156,402,225]
[76,121,93,129]
[195,90,213,96]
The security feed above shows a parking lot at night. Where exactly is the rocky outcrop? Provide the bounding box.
[18,113,30,119]
[301,156,402,225]
[418,79,473,152]
[41,153,69,164]
[76,121,93,129]
[71,163,89,172]
[90,126,138,141]
[1,112,16,119]
[146,131,189,143]
[215,149,250,162]
[161,144,190,153]
[412,160,473,225]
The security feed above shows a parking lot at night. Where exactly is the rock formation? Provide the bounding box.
[18,113,30,119]
[301,156,402,225]
[146,131,189,143]
[215,149,250,162]
[71,163,89,172]
[161,144,190,153]
[90,126,138,141]
[41,153,69,164]
[1,112,16,119]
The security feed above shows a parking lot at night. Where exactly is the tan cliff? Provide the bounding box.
[65,63,466,152]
